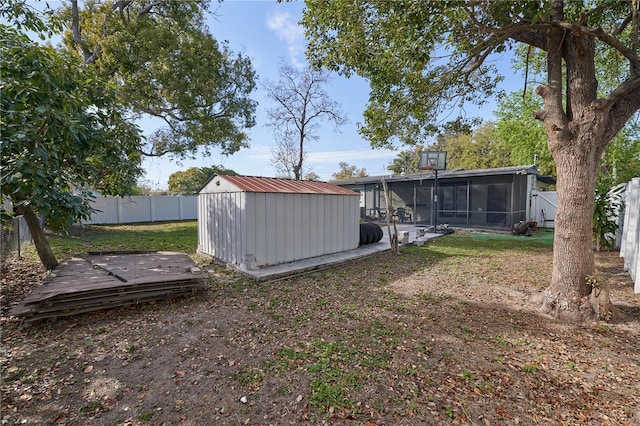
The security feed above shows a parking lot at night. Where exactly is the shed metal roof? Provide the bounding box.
[214,175,359,196]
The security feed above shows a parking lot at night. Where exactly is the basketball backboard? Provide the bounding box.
[418,151,447,171]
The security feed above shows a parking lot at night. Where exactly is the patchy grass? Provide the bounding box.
[1,223,639,425]
[47,221,199,259]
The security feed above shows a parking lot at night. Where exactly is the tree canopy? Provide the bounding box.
[387,147,423,174]
[303,0,640,322]
[1,23,142,268]
[442,122,511,170]
[494,91,554,175]
[332,162,368,180]
[303,1,639,148]
[59,0,258,159]
[168,166,237,195]
[304,171,321,181]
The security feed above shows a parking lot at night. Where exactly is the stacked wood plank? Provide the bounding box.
[9,251,207,324]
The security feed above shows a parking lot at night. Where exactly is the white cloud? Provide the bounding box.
[266,11,306,68]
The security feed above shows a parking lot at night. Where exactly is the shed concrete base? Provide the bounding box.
[220,224,444,281]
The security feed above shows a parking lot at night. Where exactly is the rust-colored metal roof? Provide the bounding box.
[220,175,359,196]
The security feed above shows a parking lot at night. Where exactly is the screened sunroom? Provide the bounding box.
[333,165,555,232]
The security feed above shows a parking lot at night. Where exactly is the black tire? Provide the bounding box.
[365,221,383,243]
[360,222,384,245]
[364,222,376,244]
[373,223,383,242]
[359,223,367,245]
[360,222,376,245]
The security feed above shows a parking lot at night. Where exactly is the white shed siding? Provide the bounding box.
[276,193,287,262]
[198,175,359,270]
[246,192,360,266]
[309,195,320,258]
[198,191,245,266]
[198,194,212,255]
[236,192,246,265]
[298,194,310,260]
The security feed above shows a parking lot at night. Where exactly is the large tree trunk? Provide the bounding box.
[540,134,599,321]
[537,2,607,321]
[14,201,59,270]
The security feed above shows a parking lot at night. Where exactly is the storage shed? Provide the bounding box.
[198,175,360,272]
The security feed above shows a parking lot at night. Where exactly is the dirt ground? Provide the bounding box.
[1,237,639,425]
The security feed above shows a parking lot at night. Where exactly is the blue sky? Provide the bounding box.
[22,1,524,189]
[142,1,393,188]
[139,1,524,189]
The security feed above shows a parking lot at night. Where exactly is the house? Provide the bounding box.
[197,175,360,272]
[332,165,555,232]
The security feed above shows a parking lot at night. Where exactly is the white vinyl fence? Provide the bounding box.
[531,190,557,228]
[83,195,197,225]
[620,177,640,294]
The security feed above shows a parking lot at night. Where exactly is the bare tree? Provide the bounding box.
[265,62,347,180]
[270,131,303,179]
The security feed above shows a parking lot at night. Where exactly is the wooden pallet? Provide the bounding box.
[8,251,207,323]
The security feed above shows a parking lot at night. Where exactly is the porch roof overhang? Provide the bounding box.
[331,165,555,186]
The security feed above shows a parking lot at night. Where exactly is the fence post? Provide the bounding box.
[621,178,640,294]
[150,196,156,222]
[16,216,21,258]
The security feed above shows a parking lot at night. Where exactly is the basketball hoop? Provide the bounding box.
[418,151,447,171]
[418,150,447,234]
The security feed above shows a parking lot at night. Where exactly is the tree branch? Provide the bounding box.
[465,6,548,50]
[71,0,99,64]
[612,11,633,35]
[603,74,640,111]
[466,5,640,71]
[551,21,640,72]
[604,84,640,142]
[138,147,171,157]
[111,1,134,26]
